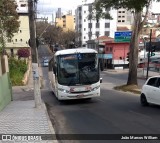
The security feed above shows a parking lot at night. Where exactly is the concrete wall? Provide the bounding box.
[0,56,12,111]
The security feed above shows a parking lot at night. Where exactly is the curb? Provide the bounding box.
[42,101,59,143]
[114,85,141,95]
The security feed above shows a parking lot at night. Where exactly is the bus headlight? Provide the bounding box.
[58,88,70,93]
[91,85,100,91]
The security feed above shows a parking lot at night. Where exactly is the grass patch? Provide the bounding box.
[9,58,28,86]
[114,84,141,94]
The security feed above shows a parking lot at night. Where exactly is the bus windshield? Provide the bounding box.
[57,53,99,86]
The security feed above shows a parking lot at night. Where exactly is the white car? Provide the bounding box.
[140,76,160,106]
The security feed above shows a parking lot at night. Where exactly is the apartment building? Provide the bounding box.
[117,8,133,30]
[75,3,117,46]
[55,14,75,32]
[5,0,30,55]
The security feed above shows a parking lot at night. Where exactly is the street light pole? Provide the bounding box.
[146,29,152,80]
[28,0,42,108]
[142,37,146,76]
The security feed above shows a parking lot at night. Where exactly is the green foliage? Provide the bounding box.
[0,0,20,38]
[0,0,20,54]
[93,0,160,20]
[9,58,28,86]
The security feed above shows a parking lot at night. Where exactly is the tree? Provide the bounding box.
[0,0,20,54]
[94,0,160,85]
[36,21,80,49]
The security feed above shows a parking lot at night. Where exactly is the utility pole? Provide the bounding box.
[28,0,42,108]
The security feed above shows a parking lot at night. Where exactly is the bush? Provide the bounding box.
[17,48,30,58]
[9,58,28,85]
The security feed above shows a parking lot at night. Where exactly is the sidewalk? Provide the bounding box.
[137,68,160,79]
[0,66,58,142]
[105,68,160,78]
[103,68,160,94]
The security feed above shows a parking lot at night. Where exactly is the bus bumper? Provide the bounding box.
[57,89,100,100]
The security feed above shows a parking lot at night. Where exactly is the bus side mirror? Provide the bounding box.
[100,77,102,83]
[53,66,57,75]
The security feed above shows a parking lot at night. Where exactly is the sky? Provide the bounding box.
[37,0,94,22]
[37,0,160,22]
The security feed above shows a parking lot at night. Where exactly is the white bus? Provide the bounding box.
[48,48,101,100]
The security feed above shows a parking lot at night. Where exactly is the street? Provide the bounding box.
[39,45,160,143]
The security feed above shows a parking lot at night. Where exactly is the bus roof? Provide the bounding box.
[54,48,97,56]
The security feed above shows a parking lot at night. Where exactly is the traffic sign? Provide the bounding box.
[151,53,155,56]
[147,53,155,57]
[114,31,132,42]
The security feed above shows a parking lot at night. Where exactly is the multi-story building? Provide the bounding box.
[75,3,117,46]
[117,8,133,30]
[55,14,75,31]
[5,0,30,55]
[56,8,62,18]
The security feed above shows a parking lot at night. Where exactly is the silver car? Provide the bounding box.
[43,59,49,67]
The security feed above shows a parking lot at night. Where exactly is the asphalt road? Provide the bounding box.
[38,45,160,143]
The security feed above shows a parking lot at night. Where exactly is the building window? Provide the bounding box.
[106,47,108,51]
[122,16,125,18]
[21,4,26,7]
[105,23,110,28]
[88,31,92,37]
[110,47,112,52]
[104,31,110,36]
[88,23,92,28]
[84,36,86,39]
[84,11,86,13]
[20,30,22,33]
[15,39,17,42]
[88,5,92,12]
[84,28,86,31]
[63,24,66,27]
[88,14,92,20]
[96,31,99,37]
[122,20,125,22]
[96,23,100,28]
[122,11,125,13]
[79,14,82,20]
[118,11,121,13]
[20,39,22,42]
[7,39,11,43]
[118,20,121,22]
[118,16,121,18]
[84,19,86,22]
[78,7,82,11]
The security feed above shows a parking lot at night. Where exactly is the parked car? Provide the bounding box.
[140,76,160,106]
[43,59,49,67]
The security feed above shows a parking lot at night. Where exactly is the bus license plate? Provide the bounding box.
[77,94,84,98]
